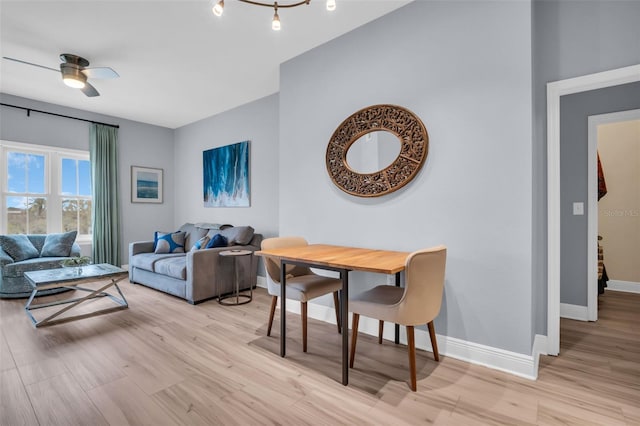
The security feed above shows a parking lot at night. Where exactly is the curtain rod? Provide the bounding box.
[0,102,120,129]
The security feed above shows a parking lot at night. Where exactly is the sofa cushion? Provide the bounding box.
[131,252,185,272]
[0,235,39,261]
[40,231,77,257]
[3,257,70,278]
[154,231,186,254]
[154,257,187,280]
[211,226,254,246]
[206,234,228,249]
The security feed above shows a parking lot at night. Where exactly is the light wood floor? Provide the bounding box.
[1,282,638,425]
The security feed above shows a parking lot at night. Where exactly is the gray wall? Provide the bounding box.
[280,1,533,355]
[0,93,175,262]
[532,0,640,334]
[560,81,640,305]
[173,94,280,273]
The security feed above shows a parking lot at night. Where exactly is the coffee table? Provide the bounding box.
[24,263,128,327]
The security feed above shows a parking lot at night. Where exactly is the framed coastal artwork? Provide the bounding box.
[131,166,163,203]
[203,141,250,207]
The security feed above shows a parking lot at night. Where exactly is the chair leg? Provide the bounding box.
[407,325,417,392]
[333,291,341,333]
[349,313,359,368]
[378,320,384,344]
[267,296,277,336]
[427,320,440,362]
[302,301,308,352]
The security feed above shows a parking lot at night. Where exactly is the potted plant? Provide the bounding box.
[60,256,91,274]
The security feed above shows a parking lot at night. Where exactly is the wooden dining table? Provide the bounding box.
[255,244,409,385]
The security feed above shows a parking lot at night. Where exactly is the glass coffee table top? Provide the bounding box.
[24,264,126,287]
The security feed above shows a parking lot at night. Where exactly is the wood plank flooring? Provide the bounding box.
[1,282,638,425]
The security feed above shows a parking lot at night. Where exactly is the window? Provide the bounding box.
[61,158,92,235]
[6,151,47,234]
[1,141,92,239]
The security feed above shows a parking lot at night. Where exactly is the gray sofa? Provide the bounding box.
[0,233,82,298]
[129,223,262,304]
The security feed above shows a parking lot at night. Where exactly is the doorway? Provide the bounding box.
[546,64,640,356]
[587,109,640,322]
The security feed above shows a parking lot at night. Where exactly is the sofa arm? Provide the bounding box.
[0,247,13,269]
[186,248,224,303]
[130,241,154,256]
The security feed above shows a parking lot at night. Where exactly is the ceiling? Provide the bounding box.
[0,0,411,129]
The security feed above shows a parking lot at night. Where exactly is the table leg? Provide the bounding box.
[280,259,287,358]
[395,272,401,345]
[341,269,349,385]
[27,278,127,328]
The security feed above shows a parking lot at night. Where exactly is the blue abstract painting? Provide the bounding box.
[203,141,250,207]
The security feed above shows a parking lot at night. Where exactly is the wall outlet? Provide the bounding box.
[573,202,584,215]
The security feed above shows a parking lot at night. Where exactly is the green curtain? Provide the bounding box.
[90,124,121,266]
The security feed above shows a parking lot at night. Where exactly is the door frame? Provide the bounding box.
[587,108,640,322]
[546,64,640,356]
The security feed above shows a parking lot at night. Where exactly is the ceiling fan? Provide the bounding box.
[2,53,119,97]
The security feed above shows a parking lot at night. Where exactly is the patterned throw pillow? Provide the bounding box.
[0,234,39,261]
[190,235,211,251]
[205,234,228,249]
[154,231,186,254]
[41,231,78,257]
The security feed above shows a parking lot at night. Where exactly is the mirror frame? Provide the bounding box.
[326,104,429,197]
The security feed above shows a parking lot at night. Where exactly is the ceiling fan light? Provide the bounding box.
[61,65,87,89]
[212,0,224,16]
[272,10,281,31]
[63,77,85,89]
[326,0,336,11]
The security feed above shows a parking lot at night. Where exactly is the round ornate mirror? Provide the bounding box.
[326,104,429,197]
[346,130,401,174]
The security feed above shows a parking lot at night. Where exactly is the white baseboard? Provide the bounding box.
[560,303,589,321]
[269,295,540,380]
[532,334,548,379]
[606,280,640,294]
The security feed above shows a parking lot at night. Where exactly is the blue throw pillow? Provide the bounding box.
[206,234,228,249]
[41,231,78,257]
[0,234,39,261]
[154,231,186,254]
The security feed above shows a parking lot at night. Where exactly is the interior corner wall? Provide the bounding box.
[0,93,175,262]
[172,94,280,252]
[532,0,640,333]
[279,1,533,355]
[559,82,640,306]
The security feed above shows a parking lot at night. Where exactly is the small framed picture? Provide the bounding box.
[131,166,163,203]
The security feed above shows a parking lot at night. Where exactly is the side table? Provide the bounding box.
[218,250,253,305]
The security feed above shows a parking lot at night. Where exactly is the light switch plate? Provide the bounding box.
[573,202,584,215]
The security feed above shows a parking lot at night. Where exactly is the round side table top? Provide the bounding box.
[219,250,252,257]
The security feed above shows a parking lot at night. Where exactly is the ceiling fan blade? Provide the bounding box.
[82,67,119,79]
[81,82,100,97]
[2,56,58,72]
